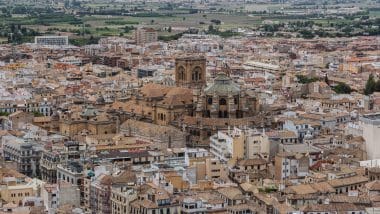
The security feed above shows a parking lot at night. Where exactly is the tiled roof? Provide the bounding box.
[327,176,368,187]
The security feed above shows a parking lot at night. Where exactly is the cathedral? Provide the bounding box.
[175,56,206,89]
[105,56,259,146]
[174,56,259,146]
[174,56,258,119]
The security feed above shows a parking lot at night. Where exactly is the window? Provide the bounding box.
[177,66,185,81]
[219,98,227,105]
[192,67,202,81]
[207,97,213,104]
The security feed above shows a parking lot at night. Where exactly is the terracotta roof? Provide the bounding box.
[100,174,113,185]
[310,182,335,193]
[237,158,267,166]
[33,116,52,123]
[285,184,318,195]
[327,176,368,188]
[366,180,380,191]
[217,187,244,200]
[328,195,371,204]
[301,203,364,213]
[266,130,297,139]
[0,167,27,179]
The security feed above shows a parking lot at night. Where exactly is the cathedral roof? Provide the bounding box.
[81,105,98,117]
[204,72,240,96]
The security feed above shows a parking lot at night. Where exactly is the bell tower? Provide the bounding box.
[175,56,206,89]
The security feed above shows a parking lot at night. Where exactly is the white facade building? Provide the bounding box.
[35,36,69,46]
[360,113,380,160]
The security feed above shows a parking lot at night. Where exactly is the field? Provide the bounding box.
[2,12,264,38]
[0,0,378,44]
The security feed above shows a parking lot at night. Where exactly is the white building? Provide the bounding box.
[35,36,69,46]
[360,113,380,160]
[209,128,243,162]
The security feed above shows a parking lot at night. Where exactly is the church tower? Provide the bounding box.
[175,56,206,89]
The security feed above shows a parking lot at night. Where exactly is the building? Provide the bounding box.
[179,192,226,213]
[301,203,366,214]
[41,181,81,214]
[59,105,117,137]
[111,188,137,214]
[0,167,43,205]
[283,119,321,143]
[40,151,61,184]
[210,128,245,163]
[134,28,157,45]
[205,158,229,181]
[2,135,43,177]
[56,161,84,199]
[360,113,380,160]
[274,152,310,181]
[229,158,268,184]
[197,72,255,118]
[85,169,138,214]
[129,184,180,214]
[175,56,206,89]
[327,176,368,194]
[137,68,155,78]
[217,187,245,206]
[210,127,270,164]
[35,36,69,46]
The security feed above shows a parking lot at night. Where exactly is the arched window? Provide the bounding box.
[219,98,227,105]
[223,111,228,118]
[178,66,185,81]
[192,67,202,81]
[207,97,213,104]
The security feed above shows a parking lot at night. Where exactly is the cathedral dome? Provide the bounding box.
[204,72,240,96]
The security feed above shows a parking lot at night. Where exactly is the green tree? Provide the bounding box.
[333,83,352,94]
[375,80,380,92]
[364,73,376,95]
[296,75,319,84]
[33,111,44,117]
[208,24,214,32]
[324,74,330,86]
[0,112,9,116]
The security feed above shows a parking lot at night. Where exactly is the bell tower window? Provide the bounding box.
[219,98,227,105]
[192,67,202,81]
[178,66,185,81]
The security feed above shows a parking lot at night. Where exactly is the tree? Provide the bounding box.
[375,80,380,92]
[33,111,44,117]
[168,26,172,33]
[0,112,9,116]
[324,74,329,86]
[208,24,214,32]
[296,75,319,84]
[364,73,376,95]
[333,83,352,94]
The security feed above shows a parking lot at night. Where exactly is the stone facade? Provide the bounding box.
[175,56,206,89]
